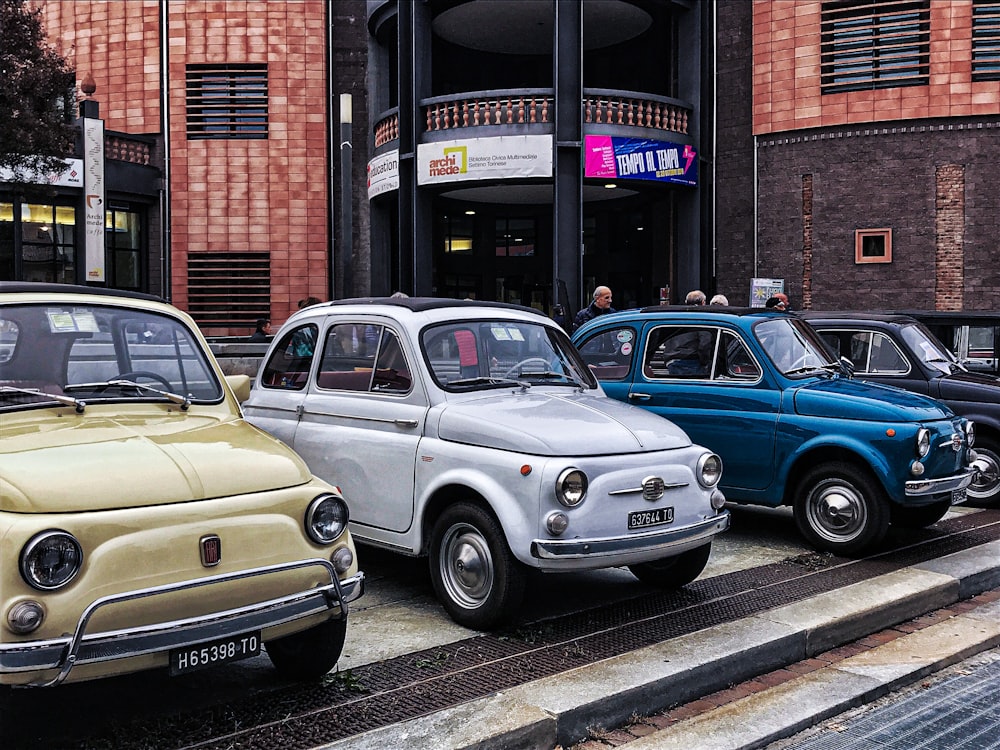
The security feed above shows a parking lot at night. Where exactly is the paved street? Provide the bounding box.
[2,503,997,750]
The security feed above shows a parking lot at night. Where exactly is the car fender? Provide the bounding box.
[413,450,541,567]
[778,427,898,500]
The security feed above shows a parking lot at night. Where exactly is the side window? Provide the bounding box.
[848,331,873,370]
[712,331,761,381]
[576,326,636,381]
[316,324,379,392]
[261,324,318,390]
[372,329,412,393]
[643,326,716,379]
[867,332,908,374]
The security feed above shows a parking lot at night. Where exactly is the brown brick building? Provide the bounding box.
[716,0,1000,311]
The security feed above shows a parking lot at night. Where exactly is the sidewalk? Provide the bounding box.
[324,539,1000,750]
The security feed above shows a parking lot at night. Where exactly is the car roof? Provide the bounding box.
[634,304,772,317]
[0,281,163,303]
[322,296,547,316]
[797,310,921,326]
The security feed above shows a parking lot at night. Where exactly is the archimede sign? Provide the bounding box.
[417,135,552,185]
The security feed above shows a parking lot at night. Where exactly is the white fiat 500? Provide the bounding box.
[245,298,729,629]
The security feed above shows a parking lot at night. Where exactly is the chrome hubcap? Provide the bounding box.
[808,482,867,543]
[440,523,493,609]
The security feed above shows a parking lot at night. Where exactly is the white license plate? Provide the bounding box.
[628,507,674,530]
[951,487,967,505]
[169,631,261,676]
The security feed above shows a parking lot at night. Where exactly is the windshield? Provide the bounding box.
[900,322,961,375]
[421,319,597,391]
[0,302,223,411]
[754,317,837,376]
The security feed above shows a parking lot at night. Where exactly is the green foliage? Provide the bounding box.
[0,0,77,184]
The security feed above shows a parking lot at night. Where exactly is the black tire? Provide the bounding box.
[628,543,712,587]
[968,437,1000,505]
[265,618,347,680]
[429,502,526,630]
[890,499,951,528]
[794,461,890,555]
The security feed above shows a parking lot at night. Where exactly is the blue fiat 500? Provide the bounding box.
[573,306,983,555]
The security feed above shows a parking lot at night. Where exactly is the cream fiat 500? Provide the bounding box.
[0,283,363,689]
[244,297,729,629]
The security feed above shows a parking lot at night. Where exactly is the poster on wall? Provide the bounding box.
[367,149,399,199]
[750,278,784,308]
[584,135,697,186]
[417,135,552,185]
[83,117,106,282]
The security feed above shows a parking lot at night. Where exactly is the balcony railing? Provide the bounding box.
[373,88,692,149]
[104,132,153,165]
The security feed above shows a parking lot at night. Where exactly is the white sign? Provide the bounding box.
[83,117,106,282]
[0,158,83,187]
[367,149,399,199]
[417,135,553,185]
[750,278,784,308]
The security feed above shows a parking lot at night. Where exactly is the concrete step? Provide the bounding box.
[320,539,1000,750]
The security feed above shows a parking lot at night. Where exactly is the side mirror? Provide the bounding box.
[839,356,856,378]
[226,374,252,403]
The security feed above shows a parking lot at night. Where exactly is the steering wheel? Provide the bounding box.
[503,357,551,379]
[784,353,811,373]
[115,371,173,390]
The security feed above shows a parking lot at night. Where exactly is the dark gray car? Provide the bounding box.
[802,311,1000,505]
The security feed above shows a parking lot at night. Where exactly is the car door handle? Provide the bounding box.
[394,418,419,428]
[629,392,652,401]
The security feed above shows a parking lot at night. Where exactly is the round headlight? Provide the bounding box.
[305,494,349,544]
[697,453,723,488]
[916,428,931,458]
[965,420,976,448]
[20,530,82,590]
[556,468,588,507]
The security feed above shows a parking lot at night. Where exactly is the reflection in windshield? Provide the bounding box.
[754,317,836,376]
[900,323,960,375]
[0,303,223,410]
[422,319,596,390]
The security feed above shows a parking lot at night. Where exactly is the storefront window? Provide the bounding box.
[20,203,75,284]
[495,218,535,257]
[441,213,474,255]
[0,203,15,280]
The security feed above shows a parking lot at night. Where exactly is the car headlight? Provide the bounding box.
[965,420,976,448]
[20,530,83,590]
[556,468,588,507]
[916,428,931,458]
[697,453,723,488]
[305,494,349,544]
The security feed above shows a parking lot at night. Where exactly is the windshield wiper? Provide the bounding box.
[64,380,191,410]
[449,376,530,390]
[0,385,86,413]
[784,365,836,377]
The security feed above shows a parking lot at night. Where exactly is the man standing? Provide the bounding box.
[573,286,616,330]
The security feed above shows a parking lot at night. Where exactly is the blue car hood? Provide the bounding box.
[435,389,692,456]
[793,377,953,421]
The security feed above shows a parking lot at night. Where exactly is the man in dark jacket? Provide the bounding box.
[573,286,616,331]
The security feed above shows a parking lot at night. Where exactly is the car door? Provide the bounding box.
[246,322,320,446]
[292,320,426,535]
[292,320,428,540]
[578,322,781,492]
[816,327,929,395]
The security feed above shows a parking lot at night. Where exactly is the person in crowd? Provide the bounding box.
[710,294,729,306]
[551,304,571,333]
[298,296,322,309]
[248,318,271,342]
[685,289,707,305]
[573,286,616,330]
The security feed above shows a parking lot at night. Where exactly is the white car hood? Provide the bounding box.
[434,389,691,456]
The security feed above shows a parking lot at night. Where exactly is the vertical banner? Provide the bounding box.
[83,117,106,282]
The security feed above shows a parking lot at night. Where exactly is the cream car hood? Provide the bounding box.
[0,410,313,513]
[435,389,692,456]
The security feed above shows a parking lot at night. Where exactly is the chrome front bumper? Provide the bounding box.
[905,465,977,497]
[0,559,365,687]
[531,511,730,561]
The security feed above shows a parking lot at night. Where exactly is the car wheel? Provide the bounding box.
[429,502,526,630]
[794,462,889,555]
[628,543,712,587]
[265,618,347,680]
[890,499,951,528]
[968,437,1000,504]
